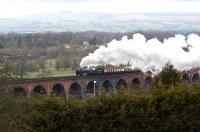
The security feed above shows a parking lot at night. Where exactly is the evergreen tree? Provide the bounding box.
[152,63,182,90]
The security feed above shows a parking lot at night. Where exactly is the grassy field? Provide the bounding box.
[26,69,76,78]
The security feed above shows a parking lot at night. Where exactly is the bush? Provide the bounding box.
[8,86,198,132]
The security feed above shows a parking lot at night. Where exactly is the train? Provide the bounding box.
[76,67,143,76]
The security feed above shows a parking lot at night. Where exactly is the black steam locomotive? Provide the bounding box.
[76,68,104,76]
[76,67,142,76]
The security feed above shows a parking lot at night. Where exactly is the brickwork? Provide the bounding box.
[5,69,200,98]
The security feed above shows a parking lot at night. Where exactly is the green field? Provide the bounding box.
[26,69,76,78]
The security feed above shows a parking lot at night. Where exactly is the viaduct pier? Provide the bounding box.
[3,68,200,99]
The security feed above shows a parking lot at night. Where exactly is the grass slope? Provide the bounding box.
[26,69,76,78]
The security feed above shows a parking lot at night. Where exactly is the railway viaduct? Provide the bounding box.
[3,68,200,99]
[5,72,152,99]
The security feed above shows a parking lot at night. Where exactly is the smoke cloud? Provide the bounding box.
[80,33,200,72]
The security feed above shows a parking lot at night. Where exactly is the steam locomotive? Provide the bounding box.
[76,67,143,76]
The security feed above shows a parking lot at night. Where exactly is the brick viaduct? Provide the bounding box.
[4,68,200,99]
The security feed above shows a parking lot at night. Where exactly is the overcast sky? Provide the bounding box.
[0,0,200,18]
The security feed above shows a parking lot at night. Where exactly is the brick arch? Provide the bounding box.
[13,87,27,96]
[50,81,66,90]
[116,79,128,90]
[182,74,190,81]
[192,73,200,81]
[52,83,65,98]
[144,76,153,88]
[85,81,98,95]
[102,80,113,93]
[68,82,83,99]
[30,83,48,91]
[32,85,47,95]
[132,78,141,89]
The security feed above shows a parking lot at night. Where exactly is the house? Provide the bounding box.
[81,41,90,50]
[82,41,90,47]
[63,43,70,49]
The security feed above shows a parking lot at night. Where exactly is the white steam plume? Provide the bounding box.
[80,33,200,71]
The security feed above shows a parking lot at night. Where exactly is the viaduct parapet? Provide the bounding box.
[3,68,200,99]
[5,72,152,99]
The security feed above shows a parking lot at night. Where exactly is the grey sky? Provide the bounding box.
[0,0,200,18]
[14,0,200,1]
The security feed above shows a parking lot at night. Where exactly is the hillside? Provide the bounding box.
[0,12,200,33]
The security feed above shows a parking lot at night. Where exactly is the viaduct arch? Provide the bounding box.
[7,68,200,99]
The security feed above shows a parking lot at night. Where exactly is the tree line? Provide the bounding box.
[0,30,199,78]
[0,30,182,49]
